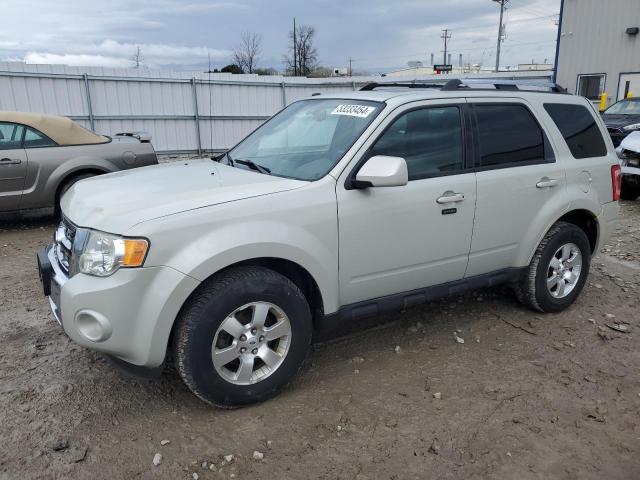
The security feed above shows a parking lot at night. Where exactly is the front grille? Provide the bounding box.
[54,218,76,275]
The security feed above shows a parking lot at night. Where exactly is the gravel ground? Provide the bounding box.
[1,201,639,480]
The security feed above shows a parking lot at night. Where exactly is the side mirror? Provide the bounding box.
[352,155,408,188]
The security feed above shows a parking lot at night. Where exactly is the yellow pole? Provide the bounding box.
[599,92,608,111]
[627,91,634,99]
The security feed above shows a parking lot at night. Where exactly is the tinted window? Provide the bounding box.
[369,106,464,180]
[475,104,545,167]
[544,104,607,159]
[0,123,25,150]
[24,127,56,148]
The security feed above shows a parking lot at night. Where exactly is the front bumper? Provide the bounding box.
[38,245,199,367]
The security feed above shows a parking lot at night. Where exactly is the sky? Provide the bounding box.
[0,0,561,73]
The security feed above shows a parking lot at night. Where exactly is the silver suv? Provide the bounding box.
[37,80,621,407]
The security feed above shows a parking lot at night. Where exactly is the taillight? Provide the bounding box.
[611,164,622,201]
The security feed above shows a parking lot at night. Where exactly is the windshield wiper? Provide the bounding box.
[221,152,235,167]
[234,158,271,175]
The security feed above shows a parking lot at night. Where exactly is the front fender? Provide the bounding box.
[135,187,340,314]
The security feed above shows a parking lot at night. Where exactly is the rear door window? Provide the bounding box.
[543,103,607,158]
[0,123,25,150]
[473,104,546,167]
[23,127,57,148]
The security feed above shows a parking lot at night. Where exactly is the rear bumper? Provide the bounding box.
[621,165,640,177]
[596,201,620,252]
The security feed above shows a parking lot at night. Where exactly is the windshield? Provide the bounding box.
[605,100,640,115]
[227,98,383,181]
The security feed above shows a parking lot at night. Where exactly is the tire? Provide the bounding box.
[173,266,312,407]
[514,221,591,313]
[620,177,640,201]
[56,173,97,215]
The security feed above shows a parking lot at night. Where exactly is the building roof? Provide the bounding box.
[0,111,108,145]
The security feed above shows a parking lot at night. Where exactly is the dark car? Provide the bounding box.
[601,98,640,147]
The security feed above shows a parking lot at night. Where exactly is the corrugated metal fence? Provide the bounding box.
[0,62,552,154]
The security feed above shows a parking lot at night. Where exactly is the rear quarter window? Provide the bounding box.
[543,103,607,159]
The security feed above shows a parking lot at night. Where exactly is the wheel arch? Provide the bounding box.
[40,154,119,202]
[55,167,109,204]
[167,257,327,355]
[524,207,600,266]
[555,209,599,254]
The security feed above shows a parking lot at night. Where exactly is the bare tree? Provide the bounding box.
[233,31,261,74]
[284,24,318,76]
[131,46,143,69]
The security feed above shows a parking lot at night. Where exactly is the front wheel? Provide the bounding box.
[173,266,312,407]
[515,221,591,313]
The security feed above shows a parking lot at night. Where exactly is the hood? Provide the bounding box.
[619,131,640,154]
[61,159,307,233]
[602,113,640,129]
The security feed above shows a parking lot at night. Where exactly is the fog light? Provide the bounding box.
[75,310,112,342]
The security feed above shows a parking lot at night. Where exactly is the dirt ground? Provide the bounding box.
[1,202,639,480]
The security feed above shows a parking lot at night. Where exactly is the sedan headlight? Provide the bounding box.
[79,230,149,277]
[623,123,640,131]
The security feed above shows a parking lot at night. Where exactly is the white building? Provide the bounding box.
[555,0,640,106]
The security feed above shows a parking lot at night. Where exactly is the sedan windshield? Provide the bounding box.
[605,100,640,115]
[226,98,383,181]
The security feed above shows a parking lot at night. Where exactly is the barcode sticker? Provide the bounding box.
[331,104,376,118]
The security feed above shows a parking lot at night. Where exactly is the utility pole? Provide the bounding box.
[293,17,297,76]
[441,29,452,65]
[493,0,508,72]
[348,57,352,76]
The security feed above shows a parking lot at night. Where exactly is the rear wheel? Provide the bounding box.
[173,266,312,407]
[515,221,591,313]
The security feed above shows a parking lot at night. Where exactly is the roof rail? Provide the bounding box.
[442,78,567,93]
[360,78,567,94]
[360,81,445,91]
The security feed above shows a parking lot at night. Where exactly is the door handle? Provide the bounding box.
[0,157,21,165]
[536,177,558,188]
[436,192,465,204]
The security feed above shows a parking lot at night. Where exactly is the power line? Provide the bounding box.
[508,0,549,17]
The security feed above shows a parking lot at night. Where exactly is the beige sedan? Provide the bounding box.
[0,111,157,216]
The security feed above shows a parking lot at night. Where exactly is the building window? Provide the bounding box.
[577,74,605,100]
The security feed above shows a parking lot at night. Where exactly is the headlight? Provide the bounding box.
[623,123,640,131]
[79,230,149,277]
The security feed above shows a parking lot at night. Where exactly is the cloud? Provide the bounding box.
[0,0,561,71]
[23,53,132,68]
[17,40,230,68]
